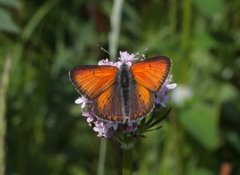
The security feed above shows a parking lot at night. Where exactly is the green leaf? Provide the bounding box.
[180,102,220,150]
[186,161,214,175]
[0,0,20,8]
[193,0,224,16]
[218,83,238,102]
[0,8,20,33]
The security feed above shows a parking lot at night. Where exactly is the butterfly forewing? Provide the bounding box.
[69,65,118,99]
[131,56,171,92]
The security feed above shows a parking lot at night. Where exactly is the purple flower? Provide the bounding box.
[155,75,177,107]
[98,59,114,66]
[75,96,89,109]
[119,51,136,62]
[93,121,118,138]
[75,95,119,138]
[82,111,95,125]
[93,121,108,137]
[115,51,138,67]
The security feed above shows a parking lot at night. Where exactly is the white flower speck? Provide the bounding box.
[118,51,137,67]
[98,59,114,66]
[75,96,88,109]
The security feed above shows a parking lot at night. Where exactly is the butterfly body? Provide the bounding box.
[119,64,132,119]
[70,56,171,122]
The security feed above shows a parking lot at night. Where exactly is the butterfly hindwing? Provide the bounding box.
[94,84,124,121]
[94,82,155,122]
[131,56,171,92]
[69,65,118,99]
[129,83,154,120]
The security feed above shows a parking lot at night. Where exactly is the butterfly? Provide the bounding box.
[69,56,171,122]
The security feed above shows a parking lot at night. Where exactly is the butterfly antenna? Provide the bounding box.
[142,47,149,59]
[144,47,149,52]
[136,47,149,60]
[97,45,111,57]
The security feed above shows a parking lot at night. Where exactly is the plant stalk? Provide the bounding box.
[0,53,12,175]
[109,0,124,60]
[122,148,133,175]
[97,139,107,175]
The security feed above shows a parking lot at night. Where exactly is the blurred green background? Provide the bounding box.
[0,0,240,175]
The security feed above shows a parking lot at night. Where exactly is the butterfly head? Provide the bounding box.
[120,62,131,70]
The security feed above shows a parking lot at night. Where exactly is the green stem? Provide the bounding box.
[109,0,124,60]
[169,0,177,33]
[0,53,12,175]
[22,1,56,40]
[97,139,107,175]
[122,148,133,175]
[180,0,192,83]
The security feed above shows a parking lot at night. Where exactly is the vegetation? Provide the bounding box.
[1,0,240,174]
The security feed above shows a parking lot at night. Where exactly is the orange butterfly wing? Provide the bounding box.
[94,84,124,122]
[129,83,154,120]
[94,83,154,122]
[69,65,118,99]
[131,56,171,92]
